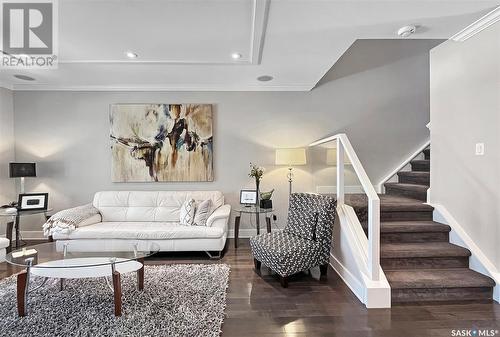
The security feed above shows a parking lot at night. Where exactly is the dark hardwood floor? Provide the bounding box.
[1,239,499,336]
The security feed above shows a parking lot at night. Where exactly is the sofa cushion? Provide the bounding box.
[52,222,225,240]
[92,191,224,222]
[193,199,212,226]
[180,199,195,226]
[0,237,9,249]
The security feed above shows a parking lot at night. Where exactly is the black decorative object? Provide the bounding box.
[9,163,36,178]
[260,199,273,209]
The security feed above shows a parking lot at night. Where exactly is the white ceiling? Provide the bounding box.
[0,0,498,91]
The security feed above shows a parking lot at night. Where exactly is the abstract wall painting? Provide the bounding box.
[110,104,213,182]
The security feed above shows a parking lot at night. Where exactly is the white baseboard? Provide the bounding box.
[329,253,364,301]
[227,228,260,239]
[432,204,500,303]
[22,229,262,240]
[316,185,368,194]
[20,231,45,240]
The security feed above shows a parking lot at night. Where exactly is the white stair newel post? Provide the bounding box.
[336,138,344,206]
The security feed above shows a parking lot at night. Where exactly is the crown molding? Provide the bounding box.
[0,81,13,90]
[450,6,500,41]
[10,84,313,92]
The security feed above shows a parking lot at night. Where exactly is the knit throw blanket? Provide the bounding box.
[43,204,100,236]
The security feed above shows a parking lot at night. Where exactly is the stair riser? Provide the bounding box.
[398,175,430,186]
[381,257,469,270]
[381,211,433,222]
[392,287,492,304]
[411,162,430,172]
[381,232,449,243]
[385,186,427,201]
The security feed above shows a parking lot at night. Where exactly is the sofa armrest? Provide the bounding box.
[207,204,231,228]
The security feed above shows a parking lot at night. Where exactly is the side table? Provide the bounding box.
[234,206,274,248]
[0,208,53,252]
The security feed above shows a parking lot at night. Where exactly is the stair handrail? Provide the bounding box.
[310,133,380,281]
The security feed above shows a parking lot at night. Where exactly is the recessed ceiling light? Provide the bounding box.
[125,51,138,59]
[231,52,242,60]
[257,75,273,82]
[14,74,35,81]
[397,25,416,38]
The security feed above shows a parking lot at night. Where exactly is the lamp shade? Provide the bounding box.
[275,148,307,166]
[9,163,36,178]
[326,148,351,165]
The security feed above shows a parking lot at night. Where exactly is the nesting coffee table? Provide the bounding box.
[5,241,160,317]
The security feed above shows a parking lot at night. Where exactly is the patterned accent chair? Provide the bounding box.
[250,193,336,287]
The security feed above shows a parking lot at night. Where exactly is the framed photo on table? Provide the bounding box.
[240,190,257,205]
[18,193,48,212]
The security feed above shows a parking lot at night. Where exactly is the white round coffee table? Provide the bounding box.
[5,241,160,317]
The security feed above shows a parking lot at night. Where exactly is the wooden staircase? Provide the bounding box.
[347,148,495,304]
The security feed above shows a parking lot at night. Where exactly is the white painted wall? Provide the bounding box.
[12,39,440,236]
[430,22,500,269]
[0,88,16,235]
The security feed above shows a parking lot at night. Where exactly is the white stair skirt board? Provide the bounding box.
[331,204,391,308]
[432,204,500,303]
[376,139,430,193]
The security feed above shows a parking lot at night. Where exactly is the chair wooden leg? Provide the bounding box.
[320,264,328,277]
[279,275,288,288]
[253,258,261,270]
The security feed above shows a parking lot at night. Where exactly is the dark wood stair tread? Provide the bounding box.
[386,269,495,289]
[345,194,433,212]
[381,242,471,258]
[397,171,429,177]
[384,183,429,193]
[381,221,450,233]
[411,159,430,165]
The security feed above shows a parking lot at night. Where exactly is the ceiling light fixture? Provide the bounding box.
[14,74,35,81]
[125,51,138,59]
[257,75,273,82]
[231,52,242,60]
[397,25,416,38]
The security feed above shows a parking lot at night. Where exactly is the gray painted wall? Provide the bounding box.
[430,23,500,269]
[12,39,439,235]
[0,88,15,235]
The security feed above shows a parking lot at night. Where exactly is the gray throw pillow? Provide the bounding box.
[193,199,212,226]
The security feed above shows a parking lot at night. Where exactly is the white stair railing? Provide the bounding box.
[310,133,380,281]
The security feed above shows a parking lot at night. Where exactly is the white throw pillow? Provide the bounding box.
[180,198,196,226]
[193,199,212,226]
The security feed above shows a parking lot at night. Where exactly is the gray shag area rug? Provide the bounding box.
[0,264,230,337]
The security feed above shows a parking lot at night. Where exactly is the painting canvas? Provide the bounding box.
[110,104,213,182]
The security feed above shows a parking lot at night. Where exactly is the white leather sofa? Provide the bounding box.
[52,191,231,256]
[0,237,9,262]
